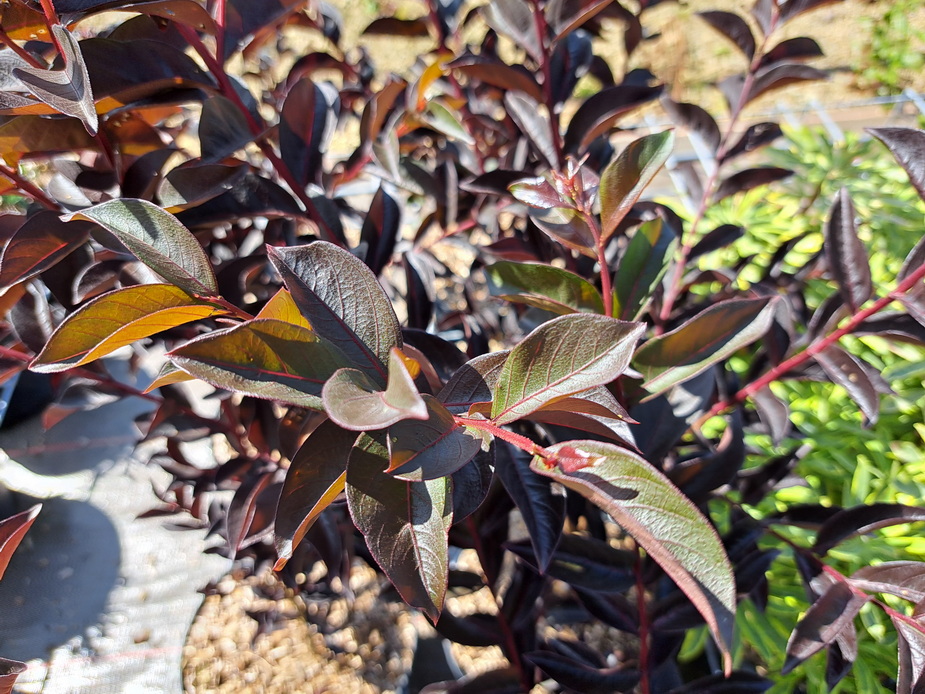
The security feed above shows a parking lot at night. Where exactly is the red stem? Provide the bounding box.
[0,163,59,209]
[214,0,226,69]
[0,27,45,68]
[702,260,925,422]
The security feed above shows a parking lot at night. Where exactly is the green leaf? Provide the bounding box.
[273,419,356,569]
[634,297,778,397]
[169,318,348,408]
[531,439,735,670]
[614,217,677,320]
[63,198,218,296]
[347,432,452,622]
[491,314,645,425]
[599,130,674,242]
[485,261,604,314]
[31,284,221,373]
[268,242,402,383]
[388,395,483,481]
[323,348,428,430]
[421,99,474,144]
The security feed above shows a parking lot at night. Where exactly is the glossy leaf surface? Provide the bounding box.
[851,561,925,603]
[783,582,868,673]
[0,211,91,289]
[32,285,220,373]
[532,440,736,667]
[824,187,871,312]
[614,217,677,320]
[491,314,644,424]
[0,504,40,581]
[814,503,925,555]
[485,261,604,314]
[63,199,218,296]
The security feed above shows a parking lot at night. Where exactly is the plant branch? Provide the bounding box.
[529,0,562,167]
[0,27,44,68]
[702,259,925,422]
[0,163,59,209]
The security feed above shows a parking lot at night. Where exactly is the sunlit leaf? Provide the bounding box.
[698,11,755,60]
[323,348,428,430]
[255,288,312,329]
[531,440,736,668]
[485,260,604,314]
[0,210,92,289]
[274,419,355,569]
[491,314,644,425]
[0,658,26,694]
[634,297,778,397]
[599,131,674,242]
[280,77,339,187]
[824,187,871,313]
[63,198,218,296]
[347,432,452,622]
[851,561,925,603]
[868,128,925,203]
[814,503,925,555]
[0,504,41,581]
[169,318,348,408]
[892,615,925,694]
[32,284,220,373]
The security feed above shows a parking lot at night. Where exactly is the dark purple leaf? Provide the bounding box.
[223,0,309,60]
[199,94,254,162]
[448,56,544,102]
[505,92,559,168]
[751,0,774,35]
[814,503,925,555]
[669,410,745,503]
[614,216,677,320]
[461,169,530,196]
[173,172,302,227]
[359,185,401,276]
[851,562,925,603]
[451,446,494,522]
[509,532,635,592]
[857,311,925,344]
[783,581,867,673]
[435,612,501,647]
[563,84,662,154]
[226,472,277,554]
[403,250,435,331]
[661,98,721,153]
[575,590,639,634]
[0,211,91,289]
[689,224,743,261]
[158,162,248,210]
[901,230,925,283]
[546,0,612,42]
[892,615,925,694]
[758,37,823,69]
[280,77,339,187]
[722,122,783,162]
[0,504,41,581]
[714,167,792,202]
[813,345,882,425]
[751,386,791,444]
[495,442,565,573]
[824,187,871,312]
[745,64,828,104]
[869,128,925,204]
[420,667,522,694]
[484,0,543,61]
[697,11,755,60]
[827,627,858,690]
[525,650,639,693]
[780,0,844,22]
[667,671,772,693]
[362,16,431,37]
[439,352,508,408]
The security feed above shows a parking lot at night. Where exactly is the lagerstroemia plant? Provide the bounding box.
[1,0,925,691]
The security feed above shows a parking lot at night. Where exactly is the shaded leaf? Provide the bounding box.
[782,582,868,673]
[199,95,253,161]
[892,615,925,694]
[752,386,790,444]
[758,37,823,69]
[362,16,431,37]
[508,533,635,592]
[269,242,402,383]
[448,56,544,102]
[323,348,428,430]
[824,187,871,312]
[451,445,494,522]
[614,217,677,320]
[485,260,604,314]
[714,167,791,202]
[0,115,96,160]
[746,64,828,104]
[667,671,772,693]
[63,198,218,296]
[387,394,481,480]
[0,504,41,581]
[495,441,566,573]
[484,0,543,62]
[599,130,674,242]
[435,612,502,647]
[505,92,558,169]
[634,297,778,396]
[169,318,348,408]
[158,162,248,210]
[346,432,452,622]
[491,314,644,424]
[0,211,91,289]
[439,352,508,408]
[851,561,925,603]
[546,0,613,42]
[813,345,881,425]
[900,233,925,283]
[274,419,355,568]
[528,205,597,258]
[661,99,721,153]
[526,385,635,445]
[280,77,339,187]
[689,224,743,261]
[359,185,401,276]
[32,285,220,373]
[13,25,97,134]
[525,650,639,693]
[814,504,925,555]
[723,122,783,162]
[698,11,755,60]
[532,440,736,667]
[563,84,662,154]
[869,128,925,203]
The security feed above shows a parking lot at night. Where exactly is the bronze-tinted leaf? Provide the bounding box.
[614,217,677,320]
[782,582,867,673]
[563,84,662,155]
[13,25,97,134]
[0,504,41,581]
[0,211,91,289]
[280,77,339,187]
[0,114,96,159]
[814,503,925,555]
[169,318,349,408]
[346,432,452,622]
[851,561,925,603]
[813,345,882,425]
[32,285,220,373]
[448,56,544,102]
[274,419,356,568]
[714,167,791,202]
[485,260,604,314]
[532,440,736,668]
[698,11,755,60]
[0,658,26,694]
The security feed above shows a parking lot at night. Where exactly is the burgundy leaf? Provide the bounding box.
[226,472,276,555]
[827,626,858,690]
[869,128,925,203]
[546,0,613,42]
[435,611,502,647]
[758,37,823,70]
[751,0,774,35]
[461,169,531,196]
[508,533,635,592]
[280,77,339,187]
[689,224,743,261]
[362,17,431,37]
[722,122,783,162]
[451,446,494,522]
[525,650,640,693]
[714,167,792,201]
[780,0,844,23]
[662,98,721,153]
[0,211,91,289]
[751,386,791,444]
[900,233,925,282]
[449,56,544,103]
[892,615,925,694]
[483,0,543,62]
[824,187,871,312]
[0,504,41,581]
[495,442,566,573]
[505,92,559,168]
[782,581,868,673]
[563,84,662,154]
[745,64,828,104]
[697,11,755,60]
[814,503,925,555]
[359,185,401,276]
[0,658,26,694]
[813,345,882,425]
[851,561,925,603]
[667,671,772,693]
